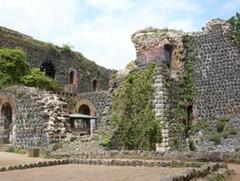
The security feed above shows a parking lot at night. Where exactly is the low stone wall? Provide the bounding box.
[0,158,231,181]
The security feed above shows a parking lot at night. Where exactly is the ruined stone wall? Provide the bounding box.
[76,91,109,121]
[193,23,240,121]
[0,26,113,93]
[0,86,69,148]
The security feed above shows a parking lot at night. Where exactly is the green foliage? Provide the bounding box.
[6,146,26,154]
[226,124,238,135]
[20,68,61,91]
[62,43,73,52]
[52,142,64,151]
[168,35,195,149]
[102,137,112,149]
[111,64,162,151]
[228,12,240,47]
[0,48,30,88]
[209,132,221,145]
[189,139,196,151]
[191,119,211,134]
[216,118,229,133]
[0,48,60,91]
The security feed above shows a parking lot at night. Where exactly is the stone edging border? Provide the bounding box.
[0,159,231,181]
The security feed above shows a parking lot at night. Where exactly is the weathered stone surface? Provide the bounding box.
[0,86,69,148]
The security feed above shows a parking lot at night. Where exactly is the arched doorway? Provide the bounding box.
[1,103,13,144]
[78,104,90,115]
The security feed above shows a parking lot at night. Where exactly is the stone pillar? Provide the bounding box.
[154,64,170,152]
[90,119,96,135]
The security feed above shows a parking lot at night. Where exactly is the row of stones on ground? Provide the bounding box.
[162,163,231,181]
[0,158,230,181]
[54,150,240,163]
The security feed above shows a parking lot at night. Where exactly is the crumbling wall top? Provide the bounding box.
[131,27,183,55]
[202,18,232,34]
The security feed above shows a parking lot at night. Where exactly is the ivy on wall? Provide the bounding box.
[167,35,195,150]
[111,64,162,151]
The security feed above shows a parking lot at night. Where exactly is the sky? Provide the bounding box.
[0,0,239,70]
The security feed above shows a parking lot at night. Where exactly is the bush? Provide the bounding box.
[6,146,26,154]
[20,68,61,91]
[224,124,238,137]
[0,48,30,88]
[209,132,221,145]
[191,119,210,133]
[216,117,229,133]
[216,121,226,133]
[189,139,196,151]
[62,43,73,52]
[102,137,112,149]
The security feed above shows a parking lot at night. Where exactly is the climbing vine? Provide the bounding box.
[167,35,195,150]
[111,64,162,151]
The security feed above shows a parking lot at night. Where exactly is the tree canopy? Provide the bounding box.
[228,12,240,47]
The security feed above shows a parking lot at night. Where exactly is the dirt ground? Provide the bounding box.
[0,164,187,181]
[0,152,52,167]
[228,164,240,181]
[1,152,240,181]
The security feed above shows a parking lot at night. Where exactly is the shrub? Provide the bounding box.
[216,117,229,133]
[102,137,112,149]
[209,132,221,145]
[0,48,30,88]
[225,124,238,136]
[62,43,73,52]
[189,139,196,151]
[191,119,210,134]
[216,121,226,133]
[20,68,61,91]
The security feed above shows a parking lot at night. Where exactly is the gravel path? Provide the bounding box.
[0,164,187,181]
[0,152,52,167]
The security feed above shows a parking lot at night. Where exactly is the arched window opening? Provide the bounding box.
[40,59,55,78]
[1,103,13,144]
[93,79,98,91]
[78,104,90,115]
[70,71,75,84]
[164,44,173,66]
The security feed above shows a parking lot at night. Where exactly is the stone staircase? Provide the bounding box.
[0,144,12,152]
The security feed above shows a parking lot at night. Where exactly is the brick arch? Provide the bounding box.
[76,99,96,116]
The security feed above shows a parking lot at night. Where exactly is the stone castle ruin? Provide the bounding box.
[0,18,240,154]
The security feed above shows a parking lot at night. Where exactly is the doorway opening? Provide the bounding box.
[1,103,13,144]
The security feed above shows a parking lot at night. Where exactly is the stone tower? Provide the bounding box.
[131,28,184,152]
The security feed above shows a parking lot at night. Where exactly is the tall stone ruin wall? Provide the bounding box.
[0,86,69,148]
[192,20,240,121]
[0,26,113,93]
